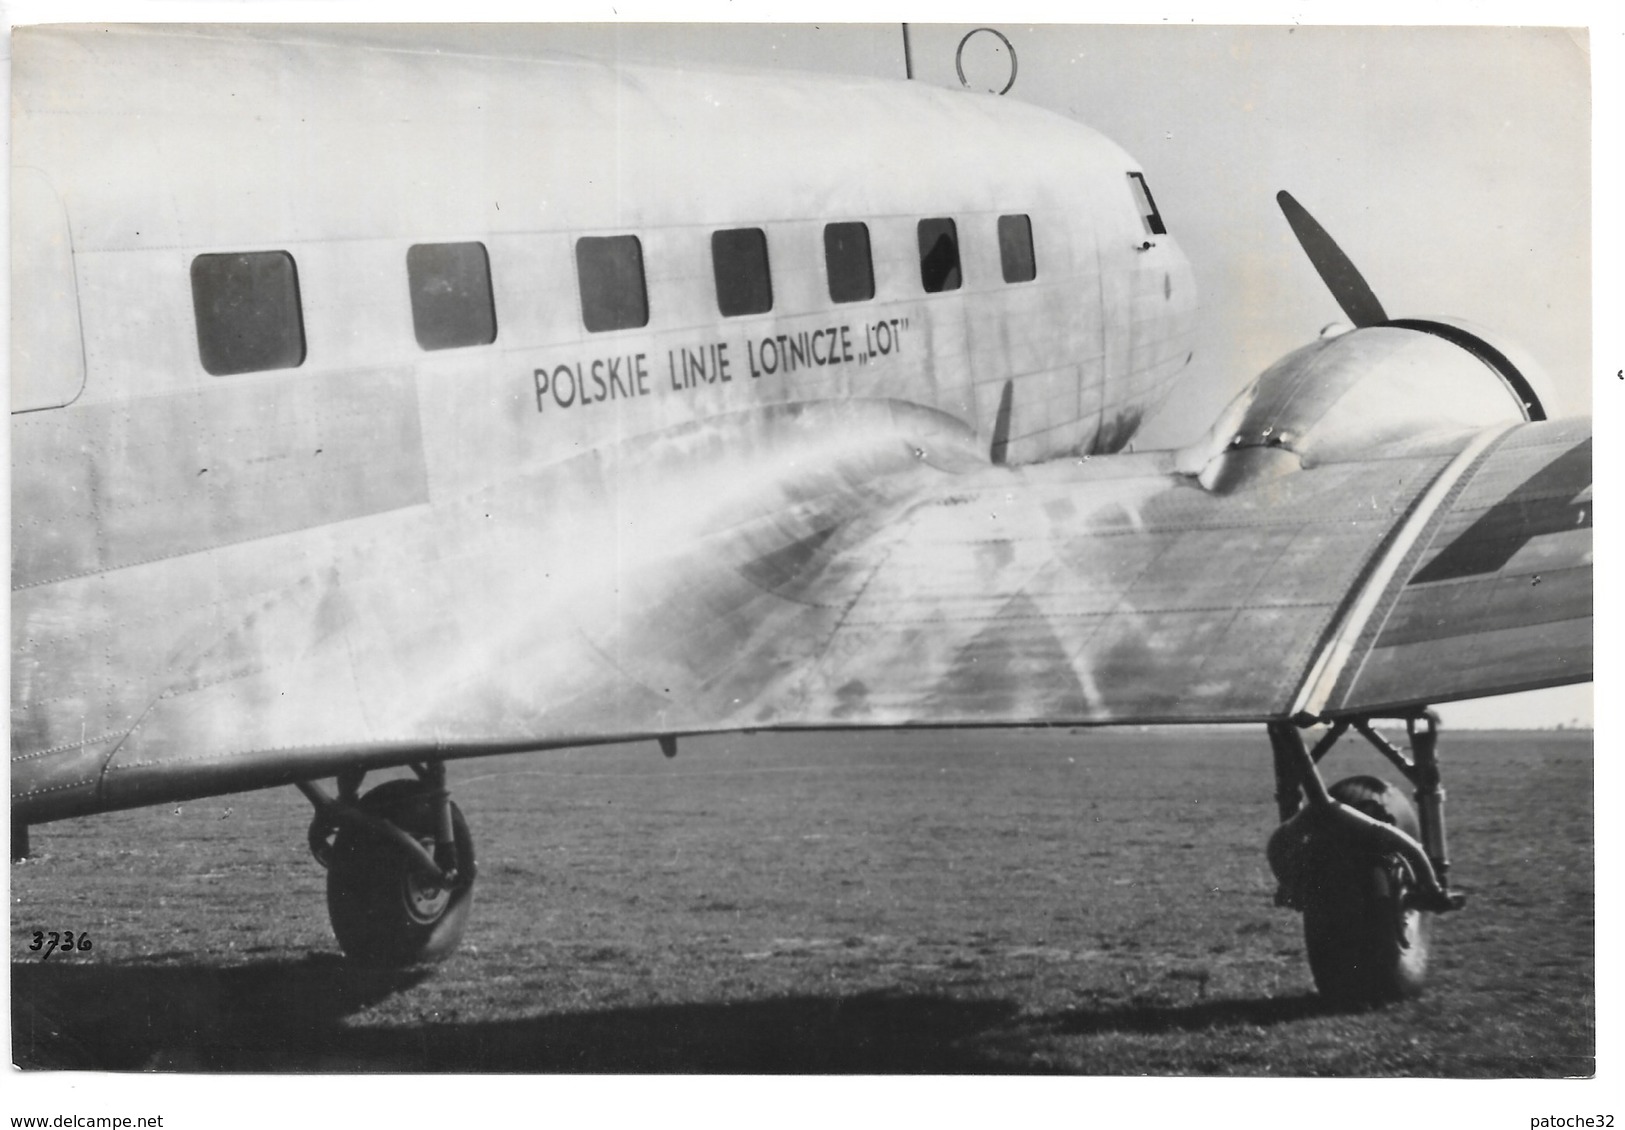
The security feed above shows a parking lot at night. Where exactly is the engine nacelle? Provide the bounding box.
[1185,319,1551,493]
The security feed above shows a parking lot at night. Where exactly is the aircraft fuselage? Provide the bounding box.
[11,27,1196,822]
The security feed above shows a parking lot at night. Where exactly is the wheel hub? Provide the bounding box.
[401,838,452,922]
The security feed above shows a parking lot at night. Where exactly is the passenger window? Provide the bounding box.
[407,241,497,350]
[190,251,306,376]
[823,222,875,304]
[576,235,649,332]
[917,218,961,293]
[712,228,773,317]
[997,214,1037,283]
[1127,172,1167,236]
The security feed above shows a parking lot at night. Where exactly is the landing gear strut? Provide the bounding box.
[1266,710,1464,1004]
[297,763,476,967]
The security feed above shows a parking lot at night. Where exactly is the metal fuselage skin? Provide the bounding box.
[11,29,1197,822]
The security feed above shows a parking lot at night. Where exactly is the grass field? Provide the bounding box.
[10,727,1594,1075]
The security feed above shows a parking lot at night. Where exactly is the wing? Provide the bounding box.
[758,417,1591,726]
[11,410,1590,822]
[1311,420,1590,714]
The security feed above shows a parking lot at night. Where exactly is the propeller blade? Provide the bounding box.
[1276,190,1389,328]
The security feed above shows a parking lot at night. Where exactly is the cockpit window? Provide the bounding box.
[712,227,773,317]
[576,235,649,332]
[824,222,875,304]
[998,214,1037,283]
[1127,172,1167,236]
[917,217,961,293]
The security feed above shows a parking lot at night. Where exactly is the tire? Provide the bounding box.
[326,778,476,967]
[1301,775,1430,1005]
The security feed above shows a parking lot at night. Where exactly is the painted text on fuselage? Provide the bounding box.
[530,317,913,415]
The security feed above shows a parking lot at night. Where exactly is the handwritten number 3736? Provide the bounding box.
[30,930,91,959]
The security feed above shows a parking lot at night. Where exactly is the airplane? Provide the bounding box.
[9,23,1591,1006]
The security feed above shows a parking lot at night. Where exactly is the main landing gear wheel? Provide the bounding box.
[325,779,476,967]
[1301,776,1430,1005]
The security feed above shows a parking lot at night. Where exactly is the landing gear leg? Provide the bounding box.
[298,763,477,967]
[1266,712,1463,1005]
